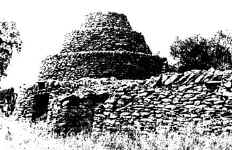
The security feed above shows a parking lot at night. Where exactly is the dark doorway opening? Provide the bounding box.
[32,93,49,121]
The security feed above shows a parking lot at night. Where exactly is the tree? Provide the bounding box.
[170,31,232,72]
[209,30,232,69]
[0,21,22,79]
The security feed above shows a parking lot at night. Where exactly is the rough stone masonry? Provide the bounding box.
[14,12,232,135]
[39,12,165,81]
[15,68,232,134]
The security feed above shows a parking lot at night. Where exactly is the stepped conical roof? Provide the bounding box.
[39,12,165,81]
[80,12,132,31]
[61,12,152,54]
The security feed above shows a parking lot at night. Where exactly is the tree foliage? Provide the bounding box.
[0,21,22,78]
[170,31,232,72]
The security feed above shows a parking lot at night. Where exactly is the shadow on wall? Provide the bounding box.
[24,81,110,135]
[51,92,110,135]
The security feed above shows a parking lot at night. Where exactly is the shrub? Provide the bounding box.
[0,21,22,79]
[170,31,232,72]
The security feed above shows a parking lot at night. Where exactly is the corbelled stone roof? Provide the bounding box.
[61,12,152,54]
[80,12,132,31]
[40,12,164,81]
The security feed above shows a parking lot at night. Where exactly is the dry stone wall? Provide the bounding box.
[15,69,232,134]
[40,51,165,81]
[17,12,232,135]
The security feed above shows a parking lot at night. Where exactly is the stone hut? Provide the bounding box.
[15,12,168,134]
[14,12,232,134]
[39,12,165,81]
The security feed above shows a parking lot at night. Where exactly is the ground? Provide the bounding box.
[1,116,232,150]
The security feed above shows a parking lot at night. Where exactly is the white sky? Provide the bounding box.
[0,0,232,88]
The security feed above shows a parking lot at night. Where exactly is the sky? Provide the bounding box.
[0,0,232,88]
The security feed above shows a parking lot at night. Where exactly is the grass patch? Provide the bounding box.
[1,117,232,150]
